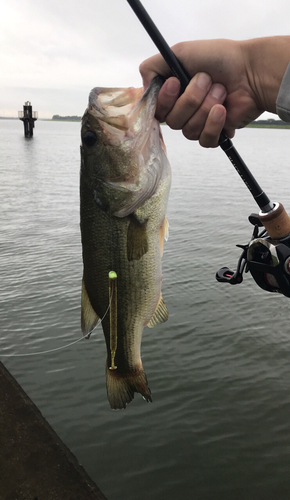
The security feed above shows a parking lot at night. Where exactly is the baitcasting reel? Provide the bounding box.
[216,203,290,298]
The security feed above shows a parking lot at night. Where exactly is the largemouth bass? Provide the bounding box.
[80,77,171,410]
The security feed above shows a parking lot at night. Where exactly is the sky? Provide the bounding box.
[1,0,290,119]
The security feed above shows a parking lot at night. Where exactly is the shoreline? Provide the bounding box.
[1,116,290,128]
[0,361,108,500]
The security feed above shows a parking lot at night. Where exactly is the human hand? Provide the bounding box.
[139,37,290,147]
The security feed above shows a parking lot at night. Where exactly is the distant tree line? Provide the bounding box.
[253,119,287,125]
[52,115,81,121]
[50,115,290,127]
[250,118,289,126]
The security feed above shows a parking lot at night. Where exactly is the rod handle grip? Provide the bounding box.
[259,203,290,239]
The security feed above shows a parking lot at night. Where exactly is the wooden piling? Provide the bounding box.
[18,101,38,137]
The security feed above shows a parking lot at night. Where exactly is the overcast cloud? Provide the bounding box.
[1,0,290,118]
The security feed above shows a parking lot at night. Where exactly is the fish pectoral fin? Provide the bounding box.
[127,216,148,261]
[159,216,169,257]
[81,279,99,337]
[163,216,169,242]
[147,294,169,328]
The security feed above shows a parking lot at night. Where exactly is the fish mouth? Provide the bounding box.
[87,76,165,145]
[140,75,165,103]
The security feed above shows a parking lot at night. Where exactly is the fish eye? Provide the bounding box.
[82,130,97,147]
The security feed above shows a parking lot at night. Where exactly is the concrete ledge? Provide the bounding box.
[0,361,108,500]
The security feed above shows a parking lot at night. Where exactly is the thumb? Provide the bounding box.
[139,53,173,89]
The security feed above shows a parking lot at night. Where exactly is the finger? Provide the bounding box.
[182,83,227,140]
[165,73,212,130]
[198,104,227,148]
[224,127,235,139]
[155,77,181,122]
[139,54,172,89]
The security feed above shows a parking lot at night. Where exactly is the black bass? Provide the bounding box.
[80,77,171,409]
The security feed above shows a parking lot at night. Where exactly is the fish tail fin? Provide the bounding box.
[106,365,152,410]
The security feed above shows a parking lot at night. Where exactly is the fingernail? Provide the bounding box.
[166,78,180,95]
[210,84,226,100]
[196,72,212,90]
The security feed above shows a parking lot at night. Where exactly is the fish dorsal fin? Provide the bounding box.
[147,294,169,328]
[127,217,148,261]
[81,279,99,337]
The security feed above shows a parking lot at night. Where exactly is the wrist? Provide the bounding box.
[242,36,290,114]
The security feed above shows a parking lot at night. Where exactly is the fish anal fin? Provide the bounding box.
[81,278,99,337]
[106,365,152,410]
[147,294,169,328]
[127,217,148,261]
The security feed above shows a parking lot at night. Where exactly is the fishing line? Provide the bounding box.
[0,335,92,358]
[0,293,113,358]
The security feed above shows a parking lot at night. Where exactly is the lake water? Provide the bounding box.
[1,119,290,500]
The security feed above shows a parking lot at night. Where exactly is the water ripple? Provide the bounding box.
[1,122,290,500]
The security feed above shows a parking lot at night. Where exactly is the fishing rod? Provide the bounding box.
[127,0,274,213]
[127,0,290,298]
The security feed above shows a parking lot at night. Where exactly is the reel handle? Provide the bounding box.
[259,203,290,239]
[216,267,243,284]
